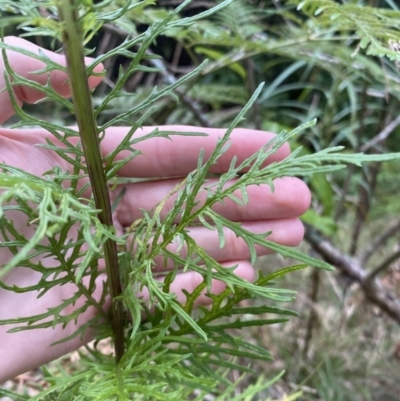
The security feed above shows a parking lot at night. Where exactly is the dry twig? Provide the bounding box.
[305,226,400,324]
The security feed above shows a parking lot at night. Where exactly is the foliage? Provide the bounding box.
[1,0,400,399]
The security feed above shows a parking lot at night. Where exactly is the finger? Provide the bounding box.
[114,177,311,226]
[0,125,288,181]
[171,261,256,306]
[138,260,256,308]
[0,269,102,381]
[101,125,290,177]
[151,218,305,271]
[0,36,104,124]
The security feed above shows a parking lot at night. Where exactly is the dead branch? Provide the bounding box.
[305,226,400,324]
[360,219,400,265]
[361,114,400,153]
[367,249,400,281]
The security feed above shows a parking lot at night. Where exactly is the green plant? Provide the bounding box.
[1,0,400,400]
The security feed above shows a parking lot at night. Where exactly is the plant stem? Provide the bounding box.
[58,0,125,362]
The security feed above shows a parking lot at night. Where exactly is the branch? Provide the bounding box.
[349,162,380,255]
[361,114,400,152]
[360,219,400,264]
[59,0,125,361]
[334,83,368,221]
[302,269,320,358]
[305,226,400,324]
[145,49,211,127]
[367,249,400,281]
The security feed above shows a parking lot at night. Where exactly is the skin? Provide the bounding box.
[0,37,311,382]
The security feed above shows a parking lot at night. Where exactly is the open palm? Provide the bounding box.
[0,37,310,381]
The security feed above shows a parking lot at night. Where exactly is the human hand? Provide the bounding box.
[0,37,310,381]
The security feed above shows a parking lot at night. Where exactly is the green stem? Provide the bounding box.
[58,0,125,362]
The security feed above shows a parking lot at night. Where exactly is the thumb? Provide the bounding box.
[0,36,104,124]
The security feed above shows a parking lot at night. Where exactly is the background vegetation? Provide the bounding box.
[1,0,400,400]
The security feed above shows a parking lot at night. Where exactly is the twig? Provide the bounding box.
[349,171,370,255]
[96,31,119,96]
[334,83,368,221]
[349,162,380,255]
[272,0,296,29]
[349,107,395,254]
[305,226,400,324]
[334,162,356,222]
[346,85,376,253]
[360,114,400,153]
[302,269,320,358]
[171,42,183,68]
[367,249,400,281]
[145,50,211,127]
[360,219,400,265]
